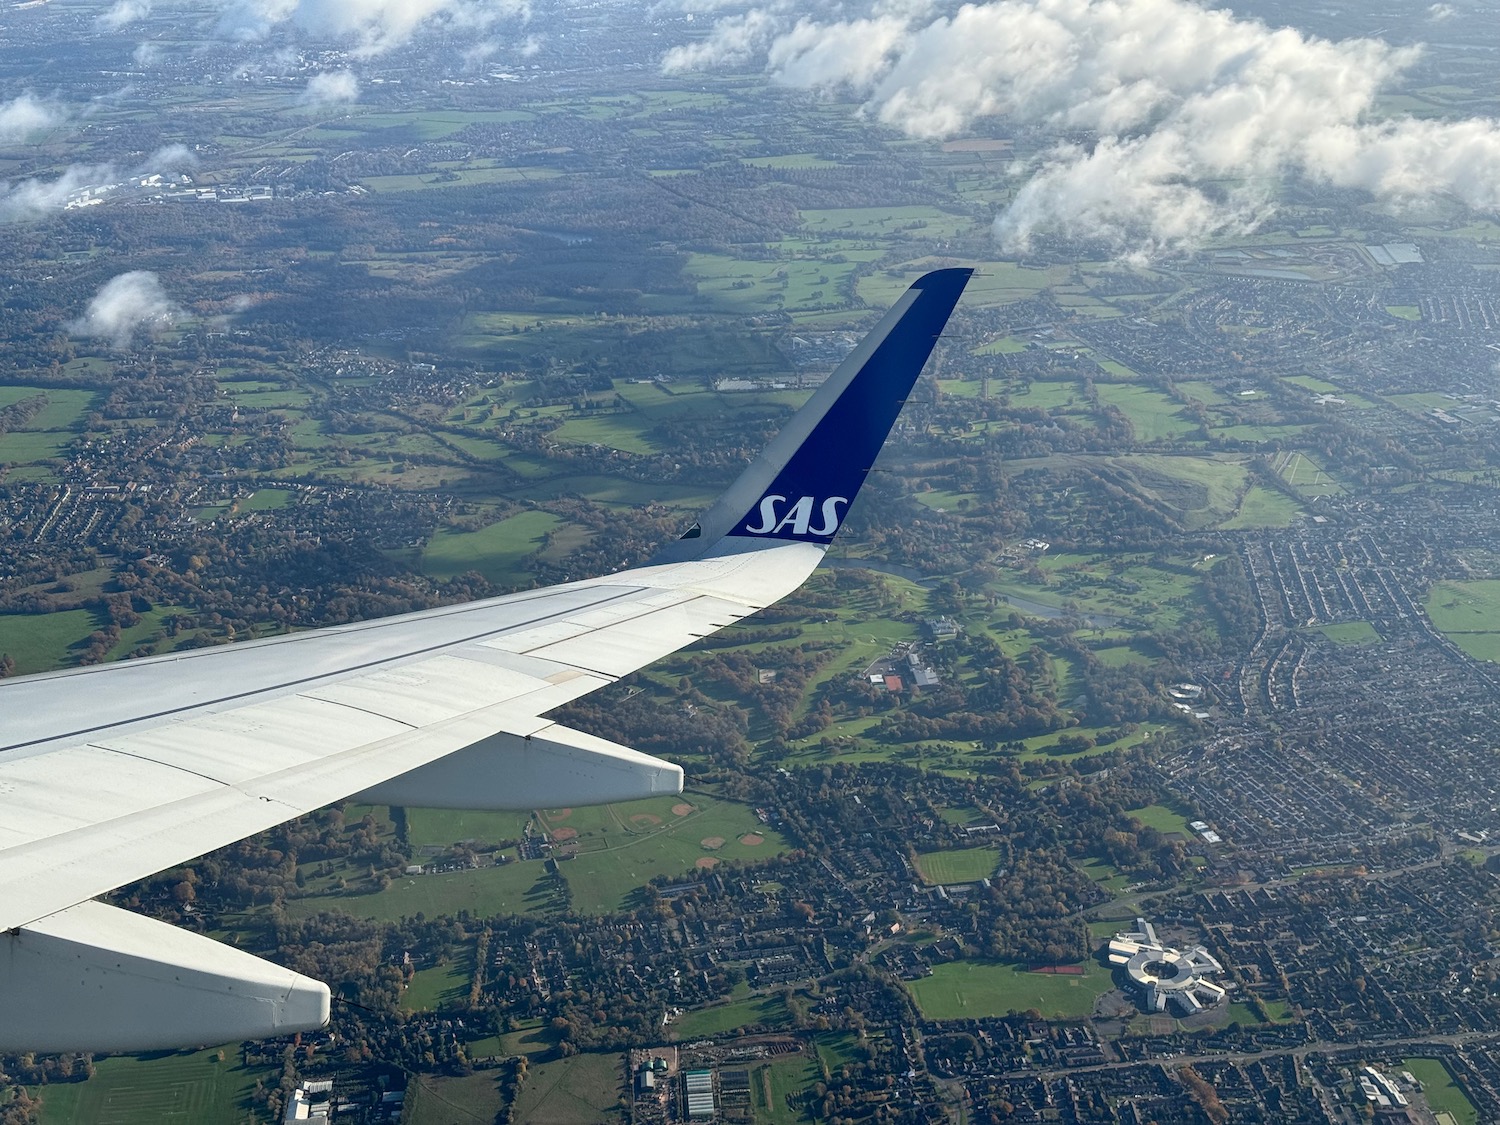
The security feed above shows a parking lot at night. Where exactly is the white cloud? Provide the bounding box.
[68,272,181,349]
[215,0,528,56]
[141,143,198,172]
[0,147,193,223]
[0,165,116,222]
[300,69,360,104]
[662,8,780,73]
[97,0,152,30]
[133,41,162,65]
[671,0,1500,255]
[1427,3,1456,20]
[0,93,67,142]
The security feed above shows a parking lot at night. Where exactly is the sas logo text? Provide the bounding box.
[742,495,849,538]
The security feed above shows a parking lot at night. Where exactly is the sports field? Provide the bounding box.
[1403,1057,1478,1125]
[907,959,1113,1020]
[35,1049,272,1125]
[914,846,1002,885]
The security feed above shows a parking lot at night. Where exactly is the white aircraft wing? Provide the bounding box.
[0,267,973,1053]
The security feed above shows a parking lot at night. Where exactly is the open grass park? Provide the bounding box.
[1425,580,1500,662]
[33,1049,271,1125]
[907,959,1115,1020]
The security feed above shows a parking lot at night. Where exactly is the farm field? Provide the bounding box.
[907,959,1114,1020]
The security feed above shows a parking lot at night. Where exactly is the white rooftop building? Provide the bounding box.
[1108,918,1227,1017]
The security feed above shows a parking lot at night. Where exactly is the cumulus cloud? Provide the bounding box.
[68,272,181,349]
[97,0,151,30]
[662,8,780,73]
[133,41,162,65]
[669,0,1500,255]
[0,147,193,223]
[300,69,360,104]
[0,93,67,142]
[1427,3,1456,20]
[0,164,116,222]
[215,0,528,56]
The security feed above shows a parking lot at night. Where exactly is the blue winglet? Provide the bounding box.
[656,268,973,561]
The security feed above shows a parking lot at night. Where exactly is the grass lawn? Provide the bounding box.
[421,510,564,583]
[673,994,789,1040]
[34,1049,272,1125]
[1317,620,1381,645]
[914,846,1002,884]
[403,957,471,1011]
[1094,384,1196,441]
[0,607,102,675]
[1222,485,1303,529]
[406,808,534,849]
[750,1054,820,1125]
[1126,803,1194,835]
[1404,1058,1478,1125]
[907,959,1113,1020]
[241,488,294,511]
[545,794,786,914]
[405,1072,505,1125]
[1425,580,1500,661]
[508,1053,623,1124]
[287,856,559,923]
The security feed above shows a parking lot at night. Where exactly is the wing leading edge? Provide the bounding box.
[0,267,973,1052]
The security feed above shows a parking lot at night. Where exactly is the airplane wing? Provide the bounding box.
[0,267,972,1053]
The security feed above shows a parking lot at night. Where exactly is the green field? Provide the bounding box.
[1425,580,1500,661]
[1094,384,1196,442]
[403,958,471,1012]
[296,794,783,920]
[405,808,534,849]
[0,608,101,675]
[35,1049,272,1125]
[1404,1057,1478,1125]
[907,960,1113,1020]
[749,1054,820,1125]
[241,488,294,511]
[1318,620,1381,645]
[1096,454,1248,529]
[543,794,787,914]
[1126,803,1194,835]
[421,510,565,583]
[672,994,789,1039]
[288,854,558,923]
[914,846,1002,885]
[507,1052,623,1124]
[1222,485,1303,529]
[405,1072,506,1125]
